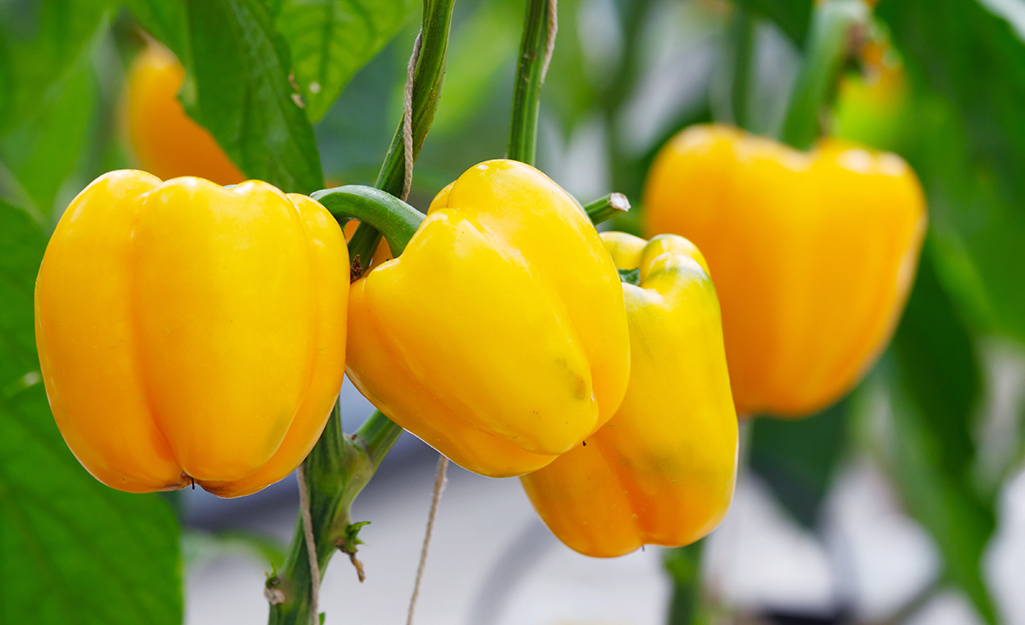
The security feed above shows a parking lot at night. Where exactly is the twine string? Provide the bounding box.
[406,456,450,625]
[401,30,424,202]
[297,463,320,625]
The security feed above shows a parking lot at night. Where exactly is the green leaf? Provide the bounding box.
[0,54,98,225]
[276,0,417,122]
[183,0,324,193]
[749,399,849,528]
[0,0,112,135]
[124,0,189,58]
[877,0,1025,346]
[0,200,183,625]
[886,246,997,624]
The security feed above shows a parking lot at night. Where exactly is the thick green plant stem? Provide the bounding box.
[508,0,555,165]
[348,0,457,269]
[266,406,403,625]
[584,192,631,226]
[781,0,870,150]
[313,185,425,257]
[269,2,455,621]
[727,3,755,131]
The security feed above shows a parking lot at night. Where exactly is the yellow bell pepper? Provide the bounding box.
[123,43,244,186]
[644,124,926,416]
[344,159,631,477]
[521,232,738,558]
[35,170,348,497]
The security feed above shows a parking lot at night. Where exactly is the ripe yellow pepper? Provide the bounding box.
[644,124,926,416]
[521,232,738,558]
[123,43,245,185]
[35,170,348,497]
[345,159,631,477]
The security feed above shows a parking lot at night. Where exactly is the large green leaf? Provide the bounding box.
[0,0,112,136]
[124,0,189,58]
[183,0,324,193]
[874,0,1025,346]
[276,0,417,122]
[886,246,997,624]
[0,200,182,625]
[0,55,98,225]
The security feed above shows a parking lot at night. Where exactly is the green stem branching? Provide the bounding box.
[348,0,456,270]
[314,185,424,258]
[267,2,455,622]
[266,407,402,625]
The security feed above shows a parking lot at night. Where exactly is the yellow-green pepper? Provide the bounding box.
[521,232,737,557]
[35,170,348,497]
[345,159,631,478]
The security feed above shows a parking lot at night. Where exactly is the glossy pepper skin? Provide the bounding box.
[644,124,926,416]
[346,159,631,478]
[35,170,348,497]
[521,232,738,558]
[124,44,244,185]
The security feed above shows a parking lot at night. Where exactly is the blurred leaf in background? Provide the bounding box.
[871,247,998,624]
[0,200,182,625]
[0,54,98,224]
[888,247,997,623]
[0,0,113,135]
[179,0,323,193]
[877,0,1025,349]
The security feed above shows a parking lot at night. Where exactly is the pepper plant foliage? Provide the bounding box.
[0,0,414,622]
[2,0,1025,623]
[0,200,182,625]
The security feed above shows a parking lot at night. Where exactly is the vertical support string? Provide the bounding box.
[406,456,450,625]
[296,463,320,625]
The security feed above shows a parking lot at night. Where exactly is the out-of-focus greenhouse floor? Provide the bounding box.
[181,385,1025,625]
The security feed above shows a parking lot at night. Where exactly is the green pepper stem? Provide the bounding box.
[508,0,556,165]
[269,1,454,621]
[267,407,402,625]
[313,185,424,258]
[780,0,870,150]
[348,0,457,270]
[584,193,631,226]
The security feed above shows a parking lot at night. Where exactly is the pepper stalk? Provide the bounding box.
[348,0,456,269]
[265,1,454,623]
